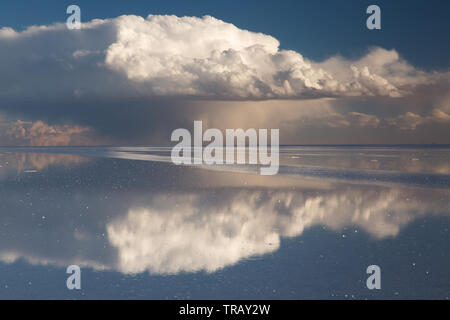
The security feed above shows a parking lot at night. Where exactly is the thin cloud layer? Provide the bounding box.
[387,109,450,130]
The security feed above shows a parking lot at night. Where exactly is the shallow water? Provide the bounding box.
[0,146,449,299]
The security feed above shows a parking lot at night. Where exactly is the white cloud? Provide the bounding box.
[104,16,445,98]
[0,14,446,101]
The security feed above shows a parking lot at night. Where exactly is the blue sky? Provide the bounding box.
[1,0,449,69]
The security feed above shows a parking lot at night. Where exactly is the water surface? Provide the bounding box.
[0,146,449,299]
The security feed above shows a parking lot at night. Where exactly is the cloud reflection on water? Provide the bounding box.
[0,150,449,275]
[107,187,449,274]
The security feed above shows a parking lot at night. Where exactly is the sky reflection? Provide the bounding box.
[0,147,449,298]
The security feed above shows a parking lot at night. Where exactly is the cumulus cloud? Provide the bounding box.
[0,14,446,102]
[0,118,100,146]
[0,14,449,144]
[104,16,447,99]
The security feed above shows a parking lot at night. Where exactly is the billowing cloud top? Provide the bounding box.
[0,14,444,101]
